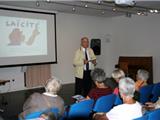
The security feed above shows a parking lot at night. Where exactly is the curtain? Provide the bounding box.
[25,64,51,88]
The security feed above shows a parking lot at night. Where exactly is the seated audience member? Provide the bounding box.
[134,69,149,101]
[86,68,112,101]
[111,69,125,95]
[19,77,64,119]
[135,69,149,91]
[93,77,142,120]
[111,69,125,83]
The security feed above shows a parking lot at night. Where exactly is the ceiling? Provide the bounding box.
[0,0,160,17]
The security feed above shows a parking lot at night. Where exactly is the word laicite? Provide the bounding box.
[6,19,39,28]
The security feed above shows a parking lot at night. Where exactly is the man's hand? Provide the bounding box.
[92,59,96,65]
[84,60,89,64]
[93,113,108,120]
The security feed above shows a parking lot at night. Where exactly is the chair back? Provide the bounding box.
[134,109,160,120]
[139,85,154,104]
[93,94,116,112]
[25,111,43,119]
[21,108,59,120]
[67,99,94,119]
[151,83,160,102]
[148,108,160,120]
[114,95,123,106]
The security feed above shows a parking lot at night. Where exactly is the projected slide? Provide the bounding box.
[0,16,47,57]
[0,8,56,67]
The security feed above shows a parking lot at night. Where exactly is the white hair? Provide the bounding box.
[119,77,135,98]
[45,77,62,95]
[112,69,125,80]
[137,69,149,81]
[91,68,106,83]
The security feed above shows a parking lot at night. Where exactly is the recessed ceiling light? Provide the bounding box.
[102,11,105,14]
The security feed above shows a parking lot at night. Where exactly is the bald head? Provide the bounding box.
[81,37,89,48]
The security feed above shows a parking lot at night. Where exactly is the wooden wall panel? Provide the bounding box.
[118,56,153,84]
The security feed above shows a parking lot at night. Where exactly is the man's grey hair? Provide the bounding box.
[45,76,62,95]
[91,68,106,83]
[119,77,135,98]
[137,69,149,81]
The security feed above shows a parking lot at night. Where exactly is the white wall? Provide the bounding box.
[0,67,25,93]
[103,14,160,83]
[0,13,111,92]
[1,12,160,93]
[51,13,111,84]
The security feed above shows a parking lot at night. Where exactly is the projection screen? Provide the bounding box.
[0,7,57,67]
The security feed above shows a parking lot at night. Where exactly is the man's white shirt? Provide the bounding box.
[106,102,142,120]
[82,47,91,70]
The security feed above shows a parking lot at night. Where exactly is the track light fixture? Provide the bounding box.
[37,1,160,17]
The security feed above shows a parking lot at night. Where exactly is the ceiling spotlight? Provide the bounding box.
[46,0,50,3]
[85,4,88,8]
[154,9,159,13]
[97,0,102,4]
[137,12,141,15]
[137,11,147,16]
[149,9,159,14]
[102,11,105,14]
[149,9,154,13]
[36,1,40,7]
[112,8,116,12]
[72,7,76,12]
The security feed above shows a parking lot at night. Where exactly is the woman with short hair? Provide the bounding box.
[135,69,149,91]
[111,69,125,95]
[20,77,64,119]
[111,69,125,83]
[86,68,112,101]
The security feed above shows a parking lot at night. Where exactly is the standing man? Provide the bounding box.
[73,37,96,97]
